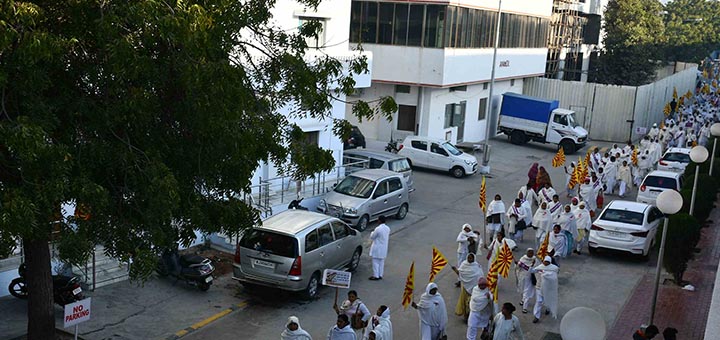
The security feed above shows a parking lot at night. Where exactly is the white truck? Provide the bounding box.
[498,93,588,154]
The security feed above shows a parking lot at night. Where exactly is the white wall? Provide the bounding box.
[270,0,352,55]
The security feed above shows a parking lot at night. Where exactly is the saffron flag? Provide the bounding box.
[631,148,638,166]
[552,147,566,168]
[537,231,551,260]
[493,241,514,278]
[479,176,487,213]
[429,246,448,282]
[673,87,678,100]
[664,103,671,116]
[487,269,499,302]
[584,151,591,172]
[401,262,415,310]
[580,157,589,180]
[660,121,665,129]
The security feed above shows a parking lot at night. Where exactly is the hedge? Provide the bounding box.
[659,213,701,284]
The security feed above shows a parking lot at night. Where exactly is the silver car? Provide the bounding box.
[342,149,415,192]
[318,169,410,231]
[232,210,363,299]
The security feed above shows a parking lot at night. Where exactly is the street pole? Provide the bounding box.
[480,0,502,174]
[649,217,670,326]
[690,165,700,215]
[711,138,717,176]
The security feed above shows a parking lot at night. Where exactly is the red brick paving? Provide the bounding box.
[607,206,720,340]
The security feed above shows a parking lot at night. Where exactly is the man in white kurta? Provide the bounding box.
[574,202,591,254]
[530,256,559,323]
[506,199,527,241]
[328,315,357,340]
[538,184,556,205]
[648,123,660,139]
[548,195,563,221]
[412,283,447,340]
[616,160,633,198]
[578,177,596,212]
[466,278,493,340]
[456,224,476,267]
[515,248,537,312]
[486,195,506,246]
[604,157,618,195]
[532,202,553,249]
[369,215,390,280]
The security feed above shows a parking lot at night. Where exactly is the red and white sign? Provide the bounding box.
[64,297,91,328]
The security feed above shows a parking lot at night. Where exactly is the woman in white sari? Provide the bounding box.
[574,202,592,255]
[530,256,559,322]
[492,303,525,340]
[281,316,312,340]
[532,202,552,249]
[411,283,447,340]
[515,249,537,313]
[452,253,484,319]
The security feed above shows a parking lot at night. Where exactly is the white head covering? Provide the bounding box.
[544,256,552,263]
[417,282,448,329]
[458,253,483,293]
[281,316,312,340]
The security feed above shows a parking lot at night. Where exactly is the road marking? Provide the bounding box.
[166,301,249,339]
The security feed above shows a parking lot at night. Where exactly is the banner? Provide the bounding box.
[478,176,487,213]
[401,262,415,310]
[552,147,565,168]
[429,246,448,282]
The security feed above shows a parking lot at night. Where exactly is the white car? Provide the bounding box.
[636,170,683,206]
[589,200,664,257]
[397,136,478,178]
[657,147,691,173]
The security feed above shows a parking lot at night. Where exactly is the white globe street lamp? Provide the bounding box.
[561,307,606,340]
[649,189,683,326]
[689,145,709,215]
[710,123,720,176]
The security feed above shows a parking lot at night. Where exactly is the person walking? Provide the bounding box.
[633,325,660,340]
[333,291,371,340]
[282,316,313,340]
[467,277,493,340]
[515,248,536,313]
[452,253,483,320]
[604,156,618,195]
[530,256,559,323]
[506,199,527,241]
[532,202,552,249]
[364,306,392,340]
[617,160,632,198]
[548,225,568,262]
[327,314,356,340]
[369,216,390,280]
[412,283,448,340]
[491,303,525,340]
[486,195,506,246]
[456,224,477,268]
[574,202,591,255]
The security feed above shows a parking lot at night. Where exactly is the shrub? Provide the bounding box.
[660,213,701,285]
[680,172,718,222]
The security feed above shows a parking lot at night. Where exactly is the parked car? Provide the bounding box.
[636,170,683,206]
[589,200,664,257]
[397,136,478,178]
[343,149,415,192]
[343,125,366,149]
[318,169,410,231]
[657,147,691,173]
[232,210,363,299]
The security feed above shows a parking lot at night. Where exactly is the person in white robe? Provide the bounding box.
[574,202,591,255]
[569,196,580,213]
[506,199,527,241]
[486,195,506,246]
[564,162,576,197]
[609,144,622,159]
[591,173,604,214]
[369,216,390,280]
[548,195,563,221]
[687,129,698,146]
[328,314,357,340]
[412,283,447,340]
[466,277,493,340]
[675,127,686,148]
[532,202,553,249]
[700,122,711,146]
[515,248,537,313]
[486,231,517,269]
[604,157,618,195]
[530,256,560,323]
[638,151,652,179]
[549,225,568,260]
[456,224,476,268]
[519,194,533,236]
[538,184,556,205]
[364,306,392,340]
[578,177,595,212]
[557,205,578,246]
[590,148,602,172]
[648,123,660,139]
[650,139,663,165]
[282,316,313,340]
[452,253,483,319]
[334,291,371,340]
[600,152,610,169]
[617,160,633,198]
[517,183,537,208]
[492,303,525,340]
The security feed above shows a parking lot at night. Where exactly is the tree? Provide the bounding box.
[0,1,395,338]
[662,0,720,63]
[589,0,666,86]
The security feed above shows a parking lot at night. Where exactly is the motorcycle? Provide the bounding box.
[8,263,84,306]
[385,139,399,153]
[288,197,309,211]
[156,249,215,291]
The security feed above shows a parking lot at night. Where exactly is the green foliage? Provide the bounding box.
[660,213,701,284]
[589,0,665,86]
[662,0,720,63]
[681,167,719,222]
[0,0,395,281]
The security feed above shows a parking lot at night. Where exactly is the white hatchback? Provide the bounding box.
[636,170,683,206]
[589,200,664,256]
[397,136,478,178]
[657,147,691,173]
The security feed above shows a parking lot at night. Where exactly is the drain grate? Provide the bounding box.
[542,332,562,340]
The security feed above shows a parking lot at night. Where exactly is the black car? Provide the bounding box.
[343,125,366,149]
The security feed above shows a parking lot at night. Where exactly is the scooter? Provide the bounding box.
[8,263,84,306]
[288,197,309,210]
[156,249,215,291]
[385,139,399,153]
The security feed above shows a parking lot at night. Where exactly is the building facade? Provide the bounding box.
[345,0,553,144]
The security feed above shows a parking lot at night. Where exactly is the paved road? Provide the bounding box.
[182,139,653,340]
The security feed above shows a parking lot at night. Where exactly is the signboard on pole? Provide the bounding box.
[322,269,352,289]
[64,297,92,328]
[634,127,647,135]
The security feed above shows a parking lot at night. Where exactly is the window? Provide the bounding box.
[553,114,568,125]
[411,140,427,150]
[661,152,690,163]
[642,176,679,190]
[299,17,326,49]
[483,83,489,90]
[407,4,424,46]
[303,131,319,145]
[305,230,319,252]
[361,2,378,43]
[395,85,411,93]
[331,221,349,239]
[424,5,444,48]
[510,79,515,86]
[374,180,388,197]
[389,159,411,172]
[431,143,448,156]
[318,224,334,246]
[378,3,394,44]
[388,178,403,192]
[334,176,376,198]
[444,102,466,129]
[369,158,385,169]
[478,98,488,121]
[397,105,417,132]
[239,230,298,258]
[600,209,644,225]
[393,4,408,45]
[450,85,467,92]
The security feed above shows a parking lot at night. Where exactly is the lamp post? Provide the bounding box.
[689,145,709,215]
[479,0,502,175]
[650,189,683,326]
[710,123,720,176]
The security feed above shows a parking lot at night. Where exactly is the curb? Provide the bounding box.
[165,300,249,340]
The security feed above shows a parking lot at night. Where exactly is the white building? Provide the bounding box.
[345,0,553,144]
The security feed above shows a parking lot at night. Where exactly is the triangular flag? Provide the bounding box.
[537,231,551,260]
[429,246,448,282]
[552,147,566,168]
[479,176,487,214]
[401,262,415,310]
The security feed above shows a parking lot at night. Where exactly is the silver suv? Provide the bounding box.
[232,210,363,299]
[318,169,410,231]
[343,149,415,192]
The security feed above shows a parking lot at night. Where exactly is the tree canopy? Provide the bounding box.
[663,0,720,63]
[0,0,394,338]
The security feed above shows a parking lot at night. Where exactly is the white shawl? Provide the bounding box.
[416,283,448,330]
[458,259,484,293]
[281,316,313,340]
[327,324,356,340]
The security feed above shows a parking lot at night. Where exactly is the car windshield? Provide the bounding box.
[389,159,411,172]
[567,113,578,128]
[334,176,376,198]
[442,142,463,156]
[643,176,678,189]
[239,230,298,258]
[600,209,644,225]
[662,152,690,163]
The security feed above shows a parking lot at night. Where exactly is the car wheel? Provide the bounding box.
[303,272,321,300]
[451,166,465,178]
[356,215,369,231]
[588,246,597,255]
[347,248,362,272]
[510,130,527,145]
[560,140,575,154]
[8,278,28,299]
[396,203,409,220]
[199,282,211,292]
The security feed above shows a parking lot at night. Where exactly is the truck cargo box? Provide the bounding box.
[500,93,559,123]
